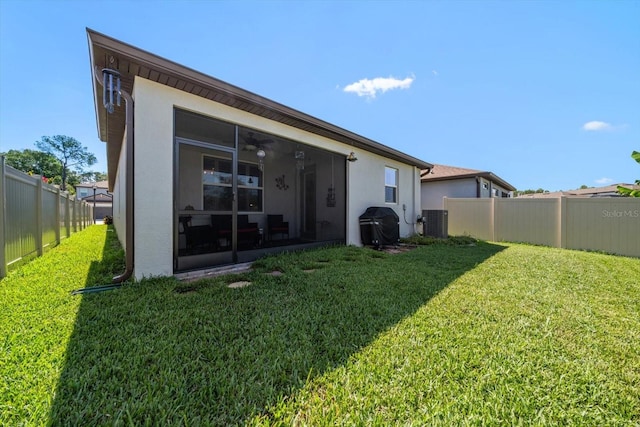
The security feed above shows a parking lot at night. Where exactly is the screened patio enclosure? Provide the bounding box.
[174,109,346,272]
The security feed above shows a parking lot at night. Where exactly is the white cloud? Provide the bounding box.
[595,177,614,185]
[343,75,414,99]
[583,121,612,131]
[432,70,439,76]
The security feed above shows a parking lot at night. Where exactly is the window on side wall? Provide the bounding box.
[385,167,398,203]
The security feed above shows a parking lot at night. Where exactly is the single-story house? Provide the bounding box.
[75,180,109,200]
[516,183,640,198]
[75,180,113,222]
[87,29,432,280]
[420,164,515,210]
[82,192,113,223]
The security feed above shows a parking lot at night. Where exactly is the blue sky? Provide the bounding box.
[1,0,638,191]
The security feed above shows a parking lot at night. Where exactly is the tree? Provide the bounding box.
[4,147,106,195]
[79,171,108,183]
[4,149,60,179]
[617,150,640,197]
[35,135,97,191]
[512,188,551,197]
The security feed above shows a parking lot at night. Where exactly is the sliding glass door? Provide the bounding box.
[176,142,235,271]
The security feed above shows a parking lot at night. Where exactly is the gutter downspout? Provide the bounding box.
[77,68,134,291]
[112,85,134,283]
[476,176,481,198]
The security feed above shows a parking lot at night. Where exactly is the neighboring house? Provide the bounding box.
[87,29,433,280]
[420,164,515,210]
[75,180,109,200]
[517,184,640,198]
[75,180,113,222]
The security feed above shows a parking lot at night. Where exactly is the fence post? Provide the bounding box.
[55,187,61,245]
[558,196,567,249]
[36,176,43,256]
[81,202,85,229]
[74,199,79,232]
[492,197,498,242]
[71,198,75,233]
[65,193,71,238]
[491,197,496,241]
[0,156,6,279]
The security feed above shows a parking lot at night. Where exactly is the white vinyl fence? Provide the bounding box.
[0,157,94,278]
[444,197,640,258]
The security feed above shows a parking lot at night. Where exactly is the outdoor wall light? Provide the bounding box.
[346,152,358,162]
[102,68,121,114]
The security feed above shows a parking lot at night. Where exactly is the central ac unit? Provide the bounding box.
[422,210,448,238]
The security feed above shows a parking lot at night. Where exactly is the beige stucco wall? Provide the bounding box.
[483,178,511,198]
[421,178,477,210]
[128,77,423,278]
[112,130,128,251]
[131,79,175,278]
[422,178,512,211]
[347,152,423,242]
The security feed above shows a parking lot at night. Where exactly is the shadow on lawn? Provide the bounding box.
[49,236,505,425]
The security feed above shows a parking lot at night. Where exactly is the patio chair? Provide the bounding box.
[237,215,259,248]
[180,215,215,252]
[211,214,259,249]
[267,214,289,241]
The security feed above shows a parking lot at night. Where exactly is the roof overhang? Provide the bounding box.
[87,29,433,189]
[421,171,516,192]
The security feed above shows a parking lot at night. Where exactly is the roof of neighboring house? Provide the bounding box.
[420,164,516,191]
[81,192,113,202]
[76,180,109,189]
[87,29,433,189]
[517,183,640,198]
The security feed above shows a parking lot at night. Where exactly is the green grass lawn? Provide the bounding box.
[1,226,638,426]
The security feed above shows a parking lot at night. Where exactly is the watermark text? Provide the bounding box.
[602,209,639,218]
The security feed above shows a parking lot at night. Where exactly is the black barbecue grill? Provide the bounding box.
[359,206,400,248]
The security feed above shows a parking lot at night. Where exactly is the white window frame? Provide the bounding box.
[202,154,264,213]
[384,166,398,204]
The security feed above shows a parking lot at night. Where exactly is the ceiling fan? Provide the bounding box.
[241,132,275,151]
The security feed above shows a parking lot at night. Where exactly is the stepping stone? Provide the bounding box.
[267,270,283,276]
[228,281,251,288]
